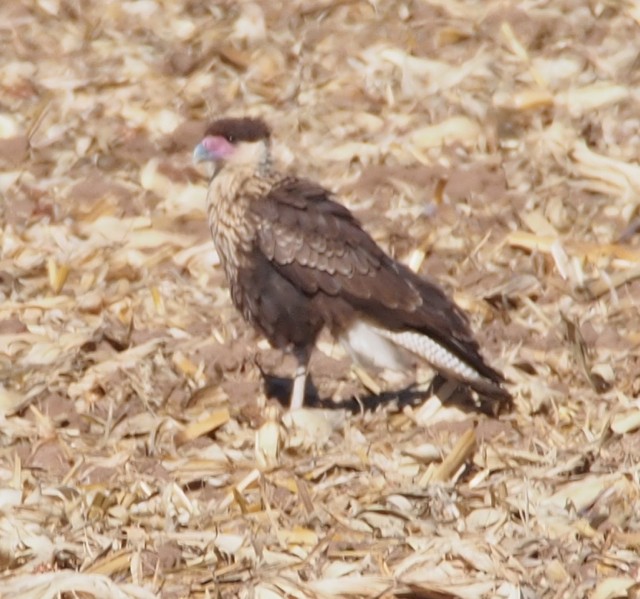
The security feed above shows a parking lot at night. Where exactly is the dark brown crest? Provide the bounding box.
[205,117,271,143]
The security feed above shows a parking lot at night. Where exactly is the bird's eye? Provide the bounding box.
[227,135,235,143]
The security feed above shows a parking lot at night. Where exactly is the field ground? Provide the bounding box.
[1,1,640,597]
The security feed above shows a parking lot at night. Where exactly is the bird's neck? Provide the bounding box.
[257,139,272,175]
[206,155,276,267]
[207,157,276,219]
[207,139,276,227]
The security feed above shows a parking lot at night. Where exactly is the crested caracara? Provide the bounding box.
[193,117,510,409]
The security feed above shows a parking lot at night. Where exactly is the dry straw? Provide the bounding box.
[0,1,639,597]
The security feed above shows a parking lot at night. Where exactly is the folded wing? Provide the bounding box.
[249,177,508,398]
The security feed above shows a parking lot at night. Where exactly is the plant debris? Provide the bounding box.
[1,1,639,597]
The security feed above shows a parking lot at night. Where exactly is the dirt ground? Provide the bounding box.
[1,1,639,598]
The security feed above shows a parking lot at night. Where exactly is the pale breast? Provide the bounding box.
[206,166,279,319]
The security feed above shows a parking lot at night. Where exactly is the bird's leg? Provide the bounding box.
[290,347,310,410]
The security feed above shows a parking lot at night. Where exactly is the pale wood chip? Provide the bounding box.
[421,428,476,485]
[610,410,640,435]
[174,408,231,446]
[2,4,638,598]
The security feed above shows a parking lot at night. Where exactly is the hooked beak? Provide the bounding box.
[193,142,211,163]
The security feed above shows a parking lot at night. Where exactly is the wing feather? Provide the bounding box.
[250,176,503,385]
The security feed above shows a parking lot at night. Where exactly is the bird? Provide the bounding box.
[193,116,511,409]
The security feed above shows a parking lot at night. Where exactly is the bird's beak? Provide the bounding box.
[193,142,211,163]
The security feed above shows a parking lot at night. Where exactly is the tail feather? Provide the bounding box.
[341,320,510,400]
[375,326,510,400]
[377,328,487,383]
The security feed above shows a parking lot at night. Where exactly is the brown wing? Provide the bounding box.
[250,177,504,385]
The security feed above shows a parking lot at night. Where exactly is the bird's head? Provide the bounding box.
[193,117,271,171]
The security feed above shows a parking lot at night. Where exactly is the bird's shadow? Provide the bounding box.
[262,373,508,416]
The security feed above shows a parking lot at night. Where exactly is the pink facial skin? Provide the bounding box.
[193,135,235,162]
